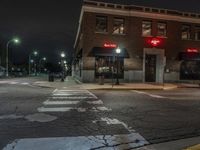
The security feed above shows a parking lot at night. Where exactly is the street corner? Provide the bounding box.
[32,81,54,88]
[184,144,200,150]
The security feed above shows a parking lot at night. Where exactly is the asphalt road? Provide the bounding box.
[0,77,200,150]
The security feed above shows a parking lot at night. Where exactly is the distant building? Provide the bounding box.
[73,0,200,83]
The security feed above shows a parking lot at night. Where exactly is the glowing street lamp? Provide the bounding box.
[60,52,66,82]
[61,52,66,58]
[33,51,38,56]
[115,47,121,85]
[6,38,20,77]
[29,50,39,75]
[39,57,47,73]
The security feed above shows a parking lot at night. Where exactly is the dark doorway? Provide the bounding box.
[145,54,156,82]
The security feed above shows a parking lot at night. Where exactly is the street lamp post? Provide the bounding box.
[29,50,38,75]
[115,48,121,85]
[39,57,46,73]
[6,38,20,77]
[60,52,66,82]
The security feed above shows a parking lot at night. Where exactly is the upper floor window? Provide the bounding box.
[181,25,191,40]
[195,26,200,41]
[113,18,125,34]
[96,16,107,33]
[142,21,152,36]
[157,22,167,37]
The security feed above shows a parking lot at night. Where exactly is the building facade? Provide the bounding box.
[73,0,200,83]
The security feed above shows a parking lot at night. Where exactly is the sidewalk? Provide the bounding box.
[32,77,179,90]
[32,76,200,90]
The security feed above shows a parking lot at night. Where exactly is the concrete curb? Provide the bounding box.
[32,83,54,88]
[83,87,165,90]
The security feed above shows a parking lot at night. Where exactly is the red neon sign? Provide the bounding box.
[187,48,198,53]
[103,43,117,48]
[148,38,161,47]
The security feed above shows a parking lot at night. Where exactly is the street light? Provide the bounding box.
[6,38,20,77]
[60,52,66,82]
[115,47,121,85]
[61,52,66,58]
[29,50,38,75]
[39,57,47,73]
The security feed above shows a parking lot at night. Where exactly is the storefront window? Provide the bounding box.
[96,16,107,33]
[157,22,167,37]
[195,26,200,41]
[142,21,152,36]
[181,25,191,40]
[180,60,200,80]
[113,18,125,34]
[95,56,124,79]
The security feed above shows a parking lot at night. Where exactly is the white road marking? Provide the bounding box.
[10,82,18,85]
[53,89,58,93]
[21,82,29,85]
[38,106,111,113]
[77,108,86,112]
[95,117,135,133]
[53,93,93,96]
[87,91,98,99]
[0,81,9,84]
[38,107,73,112]
[0,114,24,120]
[3,133,149,150]
[132,90,166,99]
[0,113,57,123]
[87,100,103,105]
[43,100,80,105]
[51,96,96,99]
[38,89,101,113]
[25,113,57,122]
[148,94,166,98]
[91,107,112,112]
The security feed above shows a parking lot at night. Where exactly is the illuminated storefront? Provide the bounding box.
[73,0,200,83]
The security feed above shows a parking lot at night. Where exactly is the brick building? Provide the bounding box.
[73,0,200,83]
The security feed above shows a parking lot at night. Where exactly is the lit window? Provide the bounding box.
[157,23,167,37]
[142,21,152,36]
[195,26,200,41]
[96,16,107,33]
[113,18,125,34]
[181,25,191,40]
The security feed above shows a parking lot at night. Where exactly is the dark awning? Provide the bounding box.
[89,47,129,58]
[179,52,200,60]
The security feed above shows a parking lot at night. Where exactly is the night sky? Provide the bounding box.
[0,0,199,64]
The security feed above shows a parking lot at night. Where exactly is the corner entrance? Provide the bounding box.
[145,54,156,82]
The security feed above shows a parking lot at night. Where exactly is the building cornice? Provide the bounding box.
[83,5,200,24]
[74,0,200,49]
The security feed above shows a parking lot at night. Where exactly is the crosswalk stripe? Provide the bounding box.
[87,100,103,105]
[3,133,149,150]
[43,100,80,105]
[38,89,105,113]
[51,96,97,99]
[38,107,73,112]
[21,82,29,85]
[38,106,111,113]
[10,82,18,84]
